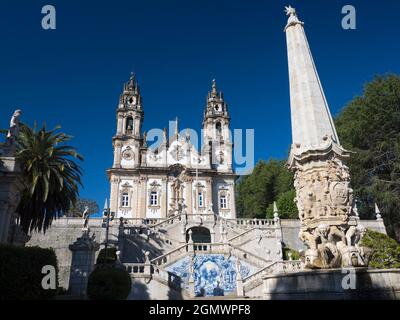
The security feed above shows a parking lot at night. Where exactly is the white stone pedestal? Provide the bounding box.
[68,231,100,297]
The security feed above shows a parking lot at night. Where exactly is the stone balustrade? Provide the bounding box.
[124,263,151,278]
[151,243,188,266]
[228,218,278,228]
[243,260,303,292]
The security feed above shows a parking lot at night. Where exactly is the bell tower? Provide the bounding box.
[202,79,232,172]
[112,73,144,169]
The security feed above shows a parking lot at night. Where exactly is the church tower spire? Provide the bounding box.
[285,6,343,165]
[112,73,144,169]
[202,79,232,171]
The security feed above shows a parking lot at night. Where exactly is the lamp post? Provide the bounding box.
[102,198,115,251]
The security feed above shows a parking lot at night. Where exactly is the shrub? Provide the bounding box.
[87,266,131,300]
[96,247,117,265]
[283,247,300,261]
[360,229,400,269]
[0,245,58,300]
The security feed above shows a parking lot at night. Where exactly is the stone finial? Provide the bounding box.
[144,251,150,263]
[143,130,147,147]
[211,79,217,95]
[375,203,383,220]
[103,198,109,211]
[273,201,280,222]
[288,251,293,261]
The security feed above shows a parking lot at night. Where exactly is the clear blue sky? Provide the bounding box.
[1,0,400,214]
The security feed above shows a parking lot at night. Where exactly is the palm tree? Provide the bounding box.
[15,123,83,233]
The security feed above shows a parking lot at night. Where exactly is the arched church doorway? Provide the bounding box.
[186,227,211,243]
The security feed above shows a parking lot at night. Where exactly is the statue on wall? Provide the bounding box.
[3,110,22,153]
[82,206,92,231]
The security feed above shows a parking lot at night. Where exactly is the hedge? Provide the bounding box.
[360,229,400,269]
[96,247,117,265]
[0,245,59,300]
[87,265,131,300]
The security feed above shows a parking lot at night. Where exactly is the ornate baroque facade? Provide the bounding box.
[107,76,237,220]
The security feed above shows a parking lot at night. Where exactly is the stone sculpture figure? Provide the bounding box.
[82,206,90,230]
[3,110,22,155]
[6,110,22,142]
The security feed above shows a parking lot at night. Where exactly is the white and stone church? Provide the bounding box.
[107,76,237,221]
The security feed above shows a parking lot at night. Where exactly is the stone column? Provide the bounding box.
[138,177,147,219]
[0,155,22,244]
[161,178,168,218]
[109,177,119,218]
[206,178,212,211]
[68,232,100,298]
[185,177,193,215]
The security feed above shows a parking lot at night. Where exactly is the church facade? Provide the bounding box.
[107,75,237,220]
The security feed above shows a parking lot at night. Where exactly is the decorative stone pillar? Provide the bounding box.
[188,229,193,253]
[144,251,151,275]
[235,259,244,297]
[68,231,100,297]
[188,256,195,298]
[284,6,368,269]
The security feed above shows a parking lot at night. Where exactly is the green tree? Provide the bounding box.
[15,123,83,233]
[335,74,400,241]
[266,189,298,219]
[236,159,295,218]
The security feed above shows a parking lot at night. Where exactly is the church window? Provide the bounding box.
[121,192,129,207]
[150,191,158,206]
[216,122,222,136]
[126,116,134,134]
[198,192,204,208]
[220,194,227,209]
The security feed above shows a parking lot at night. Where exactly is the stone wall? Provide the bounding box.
[263,268,400,300]
[26,218,108,289]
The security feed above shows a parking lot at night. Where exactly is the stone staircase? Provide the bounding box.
[119,213,289,299]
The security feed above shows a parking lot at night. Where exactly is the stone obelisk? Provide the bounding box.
[284,6,367,269]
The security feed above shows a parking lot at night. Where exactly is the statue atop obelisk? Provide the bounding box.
[284,6,369,269]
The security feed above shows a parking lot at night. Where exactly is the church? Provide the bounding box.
[107,76,237,220]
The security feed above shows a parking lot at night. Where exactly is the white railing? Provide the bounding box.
[242,260,303,292]
[230,245,270,268]
[228,218,278,228]
[151,243,188,266]
[228,228,257,244]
